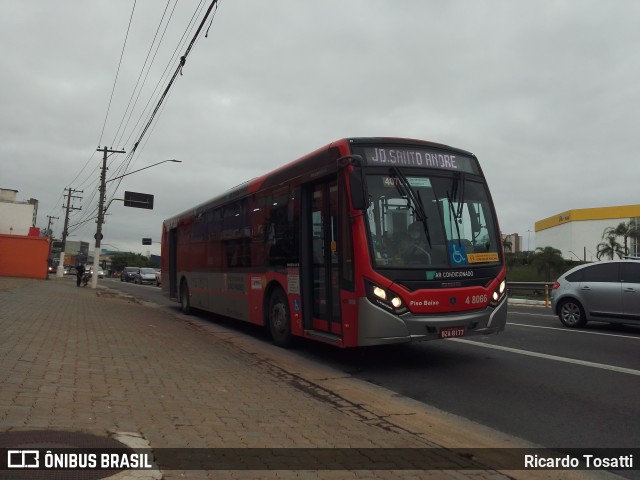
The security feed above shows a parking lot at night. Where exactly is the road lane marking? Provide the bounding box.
[448,338,640,376]
[510,311,556,318]
[507,322,640,340]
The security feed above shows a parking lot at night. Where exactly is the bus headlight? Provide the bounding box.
[373,286,387,300]
[367,281,407,314]
[489,279,507,307]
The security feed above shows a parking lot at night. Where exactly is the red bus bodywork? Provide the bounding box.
[161,137,507,347]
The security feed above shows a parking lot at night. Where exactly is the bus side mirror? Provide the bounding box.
[336,155,368,211]
[349,170,368,211]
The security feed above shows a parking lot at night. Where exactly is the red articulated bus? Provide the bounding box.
[161,137,507,347]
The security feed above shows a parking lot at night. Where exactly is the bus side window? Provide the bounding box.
[266,187,298,267]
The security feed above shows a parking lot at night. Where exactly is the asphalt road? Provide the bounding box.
[101,276,640,478]
[347,309,640,448]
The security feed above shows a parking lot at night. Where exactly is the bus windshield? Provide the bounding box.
[364,171,501,269]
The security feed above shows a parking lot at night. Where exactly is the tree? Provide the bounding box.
[502,237,513,253]
[602,221,640,257]
[596,233,624,260]
[505,252,518,271]
[516,250,535,266]
[532,246,565,282]
[110,252,154,272]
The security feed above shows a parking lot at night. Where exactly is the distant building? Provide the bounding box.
[149,254,160,267]
[535,204,640,261]
[0,188,38,235]
[501,233,522,253]
[57,240,89,265]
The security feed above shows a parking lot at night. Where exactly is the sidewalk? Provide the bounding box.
[0,277,615,480]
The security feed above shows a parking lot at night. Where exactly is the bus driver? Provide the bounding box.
[398,222,432,264]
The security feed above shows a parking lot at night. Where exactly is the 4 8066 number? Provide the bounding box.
[465,295,488,305]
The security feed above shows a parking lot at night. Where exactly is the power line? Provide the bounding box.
[63,1,222,246]
[97,0,138,148]
[106,0,219,206]
[110,0,177,148]
[129,0,219,160]
[108,0,208,183]
[61,1,138,218]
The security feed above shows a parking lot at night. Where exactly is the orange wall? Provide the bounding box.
[0,234,50,280]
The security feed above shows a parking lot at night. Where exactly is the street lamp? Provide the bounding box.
[106,159,182,183]
[90,154,181,289]
[568,251,581,261]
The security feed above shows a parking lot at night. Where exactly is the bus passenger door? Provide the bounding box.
[303,178,342,339]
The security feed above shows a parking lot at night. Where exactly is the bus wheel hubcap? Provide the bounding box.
[272,303,286,332]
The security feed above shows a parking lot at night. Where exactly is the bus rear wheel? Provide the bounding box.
[268,289,292,348]
[180,280,192,315]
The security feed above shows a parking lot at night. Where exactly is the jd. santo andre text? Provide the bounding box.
[525,454,633,469]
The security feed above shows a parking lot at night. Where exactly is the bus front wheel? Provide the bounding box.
[180,280,192,315]
[268,289,292,348]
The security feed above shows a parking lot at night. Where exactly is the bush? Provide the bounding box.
[506,260,585,282]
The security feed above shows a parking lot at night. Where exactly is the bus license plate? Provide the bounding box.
[439,326,466,339]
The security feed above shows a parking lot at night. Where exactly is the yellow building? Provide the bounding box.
[535,204,640,261]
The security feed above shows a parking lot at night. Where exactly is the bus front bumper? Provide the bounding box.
[357,295,508,347]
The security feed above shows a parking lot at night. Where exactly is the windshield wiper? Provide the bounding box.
[447,173,466,244]
[390,167,432,247]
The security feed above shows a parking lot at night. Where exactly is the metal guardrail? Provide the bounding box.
[507,281,554,307]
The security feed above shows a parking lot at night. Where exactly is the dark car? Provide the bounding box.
[120,267,140,282]
[551,259,640,327]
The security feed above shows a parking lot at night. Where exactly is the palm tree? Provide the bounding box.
[502,237,513,253]
[532,246,565,281]
[602,221,640,257]
[505,252,518,271]
[596,233,625,260]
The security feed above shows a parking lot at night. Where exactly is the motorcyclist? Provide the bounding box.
[76,263,86,287]
[81,269,92,287]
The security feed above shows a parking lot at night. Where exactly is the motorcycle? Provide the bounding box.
[81,271,92,287]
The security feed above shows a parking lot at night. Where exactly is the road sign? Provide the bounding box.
[124,191,154,210]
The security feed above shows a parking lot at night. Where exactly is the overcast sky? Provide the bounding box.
[2,0,639,256]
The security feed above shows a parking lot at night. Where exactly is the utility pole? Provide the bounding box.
[56,188,83,277]
[45,215,58,280]
[45,215,58,238]
[91,146,126,289]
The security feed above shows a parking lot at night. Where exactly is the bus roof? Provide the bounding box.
[163,137,476,227]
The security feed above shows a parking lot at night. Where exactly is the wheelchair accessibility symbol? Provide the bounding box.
[448,241,468,265]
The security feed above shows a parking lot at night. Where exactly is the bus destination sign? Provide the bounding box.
[360,147,478,174]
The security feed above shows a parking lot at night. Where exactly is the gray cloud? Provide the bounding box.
[1,0,639,255]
